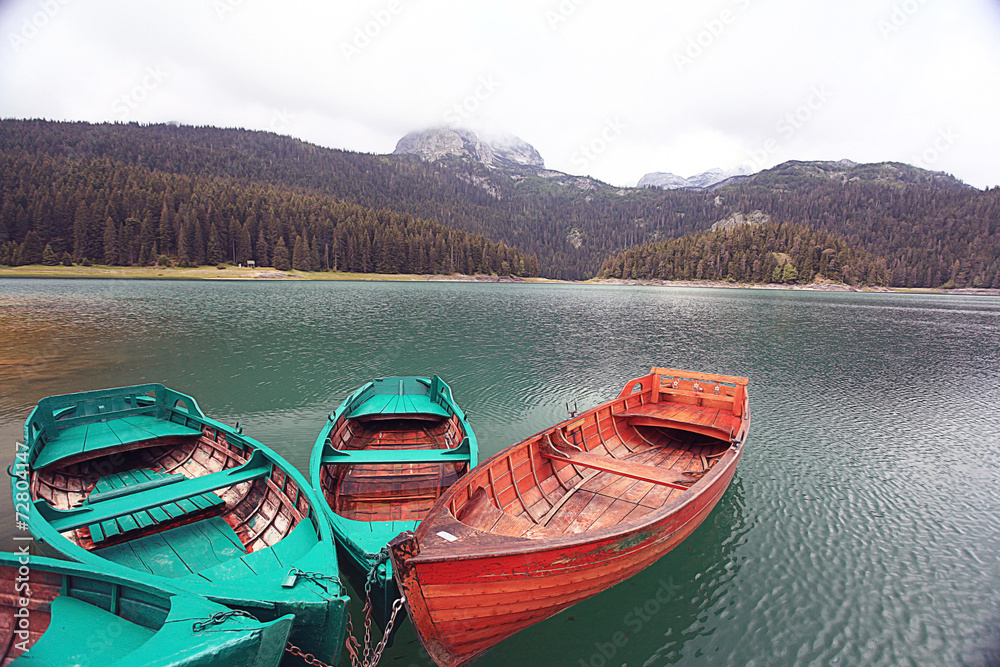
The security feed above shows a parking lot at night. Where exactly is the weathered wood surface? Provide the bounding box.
[389,367,750,667]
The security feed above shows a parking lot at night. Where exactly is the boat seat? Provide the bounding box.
[347,393,450,420]
[84,469,225,545]
[14,594,154,665]
[32,414,202,470]
[34,450,271,535]
[320,438,472,465]
[541,438,699,490]
[614,402,739,441]
[97,516,246,579]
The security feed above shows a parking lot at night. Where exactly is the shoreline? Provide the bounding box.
[0,265,997,296]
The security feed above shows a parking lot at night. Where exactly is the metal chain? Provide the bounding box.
[342,547,406,667]
[284,567,347,598]
[191,609,257,633]
[286,642,336,667]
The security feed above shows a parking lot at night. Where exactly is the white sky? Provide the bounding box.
[1,0,999,188]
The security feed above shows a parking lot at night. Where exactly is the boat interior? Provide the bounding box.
[445,375,744,540]
[30,404,312,581]
[319,412,470,523]
[0,563,169,665]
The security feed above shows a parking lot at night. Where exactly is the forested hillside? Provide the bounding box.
[1,119,998,286]
[0,150,537,276]
[602,221,889,286]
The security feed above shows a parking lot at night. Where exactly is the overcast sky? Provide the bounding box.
[2,0,999,188]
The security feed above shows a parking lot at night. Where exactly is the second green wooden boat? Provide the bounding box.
[0,551,294,666]
[309,376,478,638]
[16,384,349,666]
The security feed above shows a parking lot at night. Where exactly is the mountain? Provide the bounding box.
[639,166,753,190]
[394,127,544,172]
[1,119,997,287]
[713,159,970,190]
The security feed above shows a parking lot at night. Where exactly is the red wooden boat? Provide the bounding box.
[388,367,750,666]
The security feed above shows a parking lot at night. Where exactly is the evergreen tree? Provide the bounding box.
[237,224,253,265]
[292,234,308,270]
[20,230,44,264]
[255,228,269,266]
[72,202,92,261]
[272,237,291,271]
[207,223,224,265]
[103,217,120,265]
[42,243,58,265]
[781,262,798,283]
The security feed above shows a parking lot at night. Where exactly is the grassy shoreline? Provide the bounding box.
[1,264,996,296]
[0,264,551,282]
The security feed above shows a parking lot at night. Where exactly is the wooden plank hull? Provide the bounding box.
[16,384,349,666]
[389,368,749,666]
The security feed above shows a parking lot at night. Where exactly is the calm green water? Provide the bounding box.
[1,279,998,667]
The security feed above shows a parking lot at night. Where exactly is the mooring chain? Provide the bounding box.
[342,547,407,667]
[191,609,257,633]
[286,642,336,667]
[283,567,346,598]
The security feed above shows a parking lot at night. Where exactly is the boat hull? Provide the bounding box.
[389,367,750,666]
[15,384,349,666]
[0,552,295,667]
[392,449,740,666]
[310,376,477,639]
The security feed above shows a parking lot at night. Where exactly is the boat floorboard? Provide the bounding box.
[97,516,245,578]
[520,440,713,535]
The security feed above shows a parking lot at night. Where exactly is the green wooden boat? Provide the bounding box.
[0,551,294,666]
[309,376,478,639]
[15,384,349,666]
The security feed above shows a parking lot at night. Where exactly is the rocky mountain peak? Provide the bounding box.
[638,166,753,190]
[394,127,544,171]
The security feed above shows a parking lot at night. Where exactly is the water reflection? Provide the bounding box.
[1,279,998,666]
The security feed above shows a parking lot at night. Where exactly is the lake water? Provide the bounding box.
[1,278,998,667]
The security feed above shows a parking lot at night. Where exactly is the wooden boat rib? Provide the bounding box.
[0,551,294,666]
[389,367,750,667]
[17,384,348,666]
[309,376,477,635]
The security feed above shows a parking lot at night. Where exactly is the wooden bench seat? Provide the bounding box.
[541,440,699,491]
[32,414,202,469]
[614,401,739,441]
[320,438,472,465]
[35,449,271,535]
[84,469,225,545]
[347,393,450,420]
